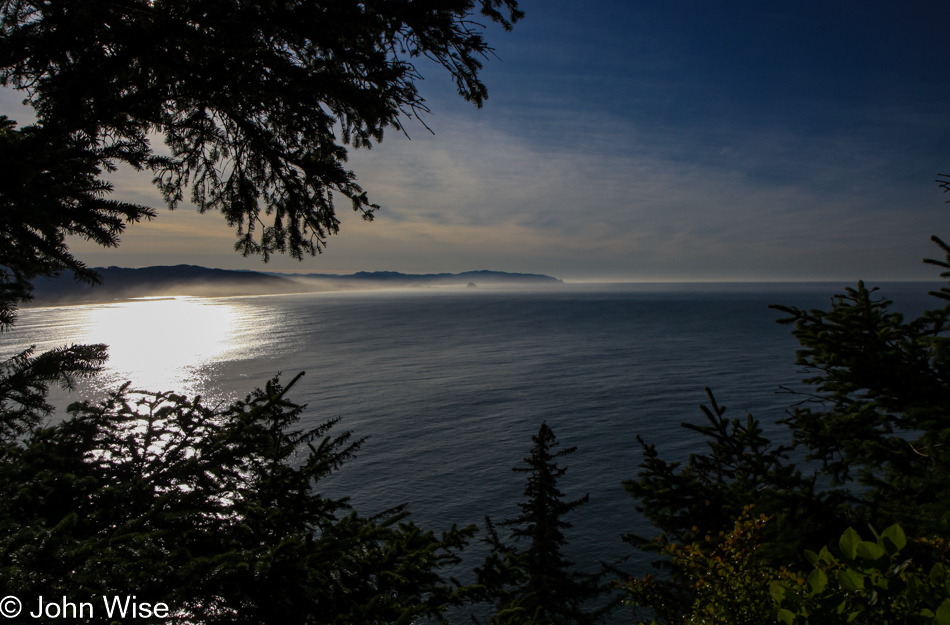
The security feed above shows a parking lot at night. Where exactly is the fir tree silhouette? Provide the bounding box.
[477,423,610,625]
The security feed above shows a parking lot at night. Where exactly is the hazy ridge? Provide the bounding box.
[27,265,563,306]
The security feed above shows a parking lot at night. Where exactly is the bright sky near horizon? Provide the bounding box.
[6,1,950,282]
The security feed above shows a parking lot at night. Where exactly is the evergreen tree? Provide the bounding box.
[0,117,154,329]
[0,373,476,624]
[623,236,950,621]
[477,423,609,625]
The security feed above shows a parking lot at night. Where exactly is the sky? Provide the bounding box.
[6,0,950,282]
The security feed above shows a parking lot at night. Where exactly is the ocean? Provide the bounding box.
[2,281,942,620]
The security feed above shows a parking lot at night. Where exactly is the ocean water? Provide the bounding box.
[2,281,942,619]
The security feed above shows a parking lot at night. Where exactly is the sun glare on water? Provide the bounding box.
[74,297,240,393]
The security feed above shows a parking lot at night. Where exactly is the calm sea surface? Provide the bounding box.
[2,281,942,619]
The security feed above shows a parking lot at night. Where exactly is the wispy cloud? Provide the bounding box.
[334,107,948,280]
[68,104,947,282]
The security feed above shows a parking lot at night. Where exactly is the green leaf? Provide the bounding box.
[936,599,950,625]
[856,540,885,561]
[837,569,865,592]
[880,524,906,554]
[804,549,819,566]
[931,562,947,587]
[776,608,796,625]
[807,568,828,595]
[771,581,787,602]
[839,527,861,560]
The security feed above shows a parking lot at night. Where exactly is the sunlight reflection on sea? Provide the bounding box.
[3,296,289,400]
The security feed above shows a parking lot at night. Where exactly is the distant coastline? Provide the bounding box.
[26,265,564,307]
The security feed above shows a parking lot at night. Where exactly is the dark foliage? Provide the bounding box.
[772,281,950,538]
[477,423,610,625]
[0,0,522,262]
[623,237,950,621]
[0,344,107,444]
[624,388,849,566]
[0,117,154,328]
[0,373,476,624]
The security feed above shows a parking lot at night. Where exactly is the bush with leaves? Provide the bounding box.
[623,508,778,625]
[772,524,950,625]
[624,514,950,625]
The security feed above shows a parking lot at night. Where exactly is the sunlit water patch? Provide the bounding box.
[3,296,294,401]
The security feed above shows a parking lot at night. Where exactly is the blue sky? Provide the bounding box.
[12,1,950,281]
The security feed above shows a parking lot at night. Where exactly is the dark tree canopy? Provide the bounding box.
[0,117,155,329]
[0,0,522,322]
[622,237,950,622]
[0,373,477,624]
